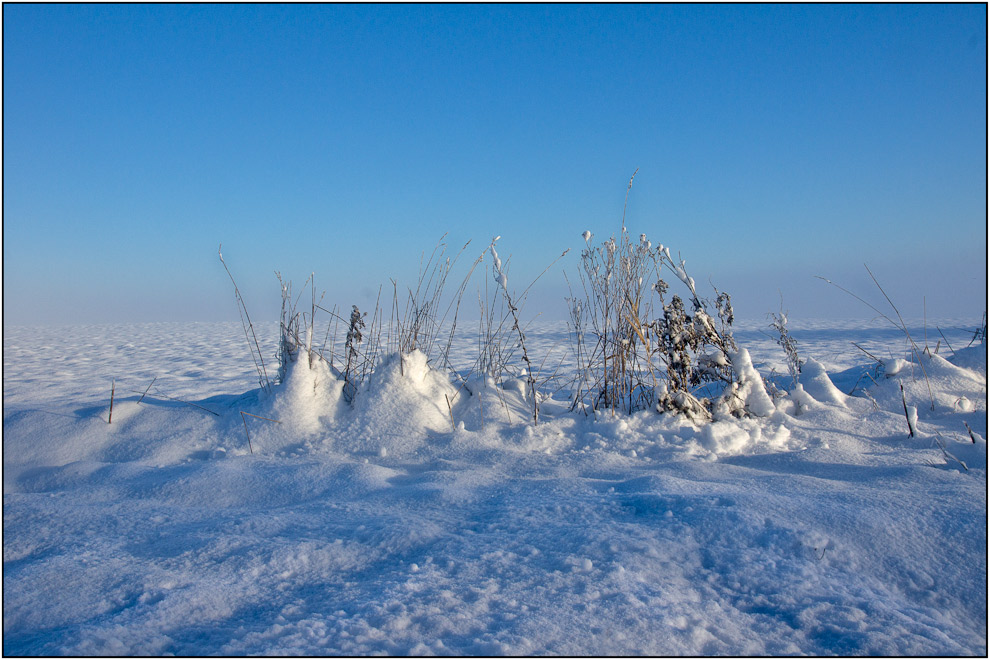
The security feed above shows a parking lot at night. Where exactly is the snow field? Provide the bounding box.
[3,320,987,655]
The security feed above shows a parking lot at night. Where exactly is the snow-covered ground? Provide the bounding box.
[3,319,987,655]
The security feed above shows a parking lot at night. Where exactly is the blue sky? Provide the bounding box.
[3,3,986,325]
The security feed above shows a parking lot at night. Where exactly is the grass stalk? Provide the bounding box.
[935,326,956,357]
[900,383,916,438]
[816,266,934,410]
[138,376,157,404]
[108,379,115,424]
[964,421,977,444]
[126,387,220,416]
[933,432,968,471]
[219,245,272,394]
[490,237,539,425]
[239,411,282,454]
[444,393,456,432]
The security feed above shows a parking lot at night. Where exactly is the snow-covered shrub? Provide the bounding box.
[341,349,461,454]
[569,174,770,421]
[713,348,776,419]
[269,346,343,437]
[570,222,758,420]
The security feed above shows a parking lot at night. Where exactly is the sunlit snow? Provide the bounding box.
[3,319,986,655]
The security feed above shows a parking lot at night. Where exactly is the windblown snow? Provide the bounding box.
[3,319,987,655]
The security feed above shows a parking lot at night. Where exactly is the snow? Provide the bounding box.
[3,319,987,655]
[720,347,776,418]
[798,357,850,407]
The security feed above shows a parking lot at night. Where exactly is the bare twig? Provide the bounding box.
[219,245,272,393]
[964,421,978,444]
[138,376,157,404]
[967,311,987,347]
[444,393,456,432]
[490,237,539,425]
[851,342,883,365]
[125,388,220,416]
[239,411,282,455]
[933,432,968,471]
[108,379,115,424]
[936,326,956,357]
[900,383,916,438]
[816,267,935,410]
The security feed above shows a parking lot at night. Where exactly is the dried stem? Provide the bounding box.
[239,410,282,455]
[108,379,115,424]
[125,387,220,416]
[138,376,157,404]
[219,245,272,394]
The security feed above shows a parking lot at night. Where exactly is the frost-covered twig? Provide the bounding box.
[343,305,367,404]
[620,168,638,233]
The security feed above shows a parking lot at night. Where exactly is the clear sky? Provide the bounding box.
[3,3,986,325]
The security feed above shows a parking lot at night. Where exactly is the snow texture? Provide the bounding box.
[3,320,986,656]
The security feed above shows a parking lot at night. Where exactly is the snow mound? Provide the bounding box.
[266,355,343,438]
[718,348,775,418]
[700,418,792,456]
[338,350,459,456]
[798,358,849,407]
[947,344,987,377]
[876,350,987,416]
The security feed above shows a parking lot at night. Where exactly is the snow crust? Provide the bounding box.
[3,320,986,655]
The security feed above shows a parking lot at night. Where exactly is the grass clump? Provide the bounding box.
[567,172,757,422]
[222,176,778,426]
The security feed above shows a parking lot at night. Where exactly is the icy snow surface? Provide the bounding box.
[3,319,987,655]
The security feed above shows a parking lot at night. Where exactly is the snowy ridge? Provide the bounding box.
[3,321,987,655]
